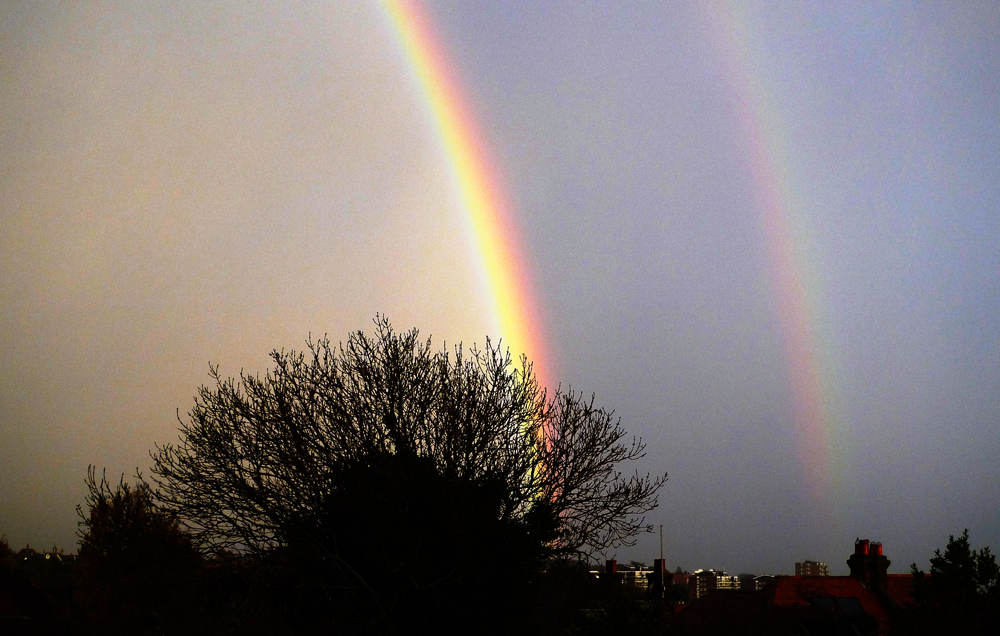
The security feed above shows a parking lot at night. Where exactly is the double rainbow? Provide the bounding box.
[381,0,553,391]
[382,1,838,503]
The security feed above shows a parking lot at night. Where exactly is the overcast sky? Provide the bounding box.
[2,1,998,576]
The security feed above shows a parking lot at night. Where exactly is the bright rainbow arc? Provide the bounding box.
[381,0,553,392]
[380,2,835,499]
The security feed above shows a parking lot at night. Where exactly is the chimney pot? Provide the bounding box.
[847,539,890,593]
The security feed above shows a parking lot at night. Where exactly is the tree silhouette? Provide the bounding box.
[150,316,665,633]
[909,529,1000,635]
[75,467,203,635]
[0,534,59,627]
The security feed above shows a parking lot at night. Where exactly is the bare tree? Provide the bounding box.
[150,316,665,633]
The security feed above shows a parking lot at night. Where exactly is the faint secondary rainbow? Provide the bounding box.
[704,0,841,504]
[380,0,553,391]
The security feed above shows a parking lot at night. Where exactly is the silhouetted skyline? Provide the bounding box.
[2,1,998,576]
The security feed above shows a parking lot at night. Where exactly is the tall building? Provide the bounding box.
[690,569,740,600]
[795,560,829,576]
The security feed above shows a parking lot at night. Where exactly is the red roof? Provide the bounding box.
[885,574,918,607]
[763,575,900,634]
[669,572,919,635]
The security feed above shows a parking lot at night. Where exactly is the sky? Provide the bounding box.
[2,1,999,576]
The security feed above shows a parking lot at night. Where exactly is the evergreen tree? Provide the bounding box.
[909,529,1000,635]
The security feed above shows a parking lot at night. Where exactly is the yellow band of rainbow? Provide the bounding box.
[381,0,554,390]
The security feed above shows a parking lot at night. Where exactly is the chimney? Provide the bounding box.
[847,539,890,594]
[649,558,672,601]
[654,558,668,580]
[602,559,622,588]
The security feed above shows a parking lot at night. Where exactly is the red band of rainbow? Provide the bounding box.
[704,0,837,505]
[381,0,554,391]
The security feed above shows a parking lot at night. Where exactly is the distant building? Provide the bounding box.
[593,559,659,590]
[690,569,740,600]
[796,560,829,576]
[669,539,918,635]
[671,569,691,588]
[621,564,655,590]
[753,574,776,590]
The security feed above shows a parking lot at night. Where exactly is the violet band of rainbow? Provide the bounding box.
[705,0,836,503]
[381,0,555,392]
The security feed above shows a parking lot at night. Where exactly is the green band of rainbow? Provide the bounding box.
[705,0,837,503]
[381,0,553,390]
